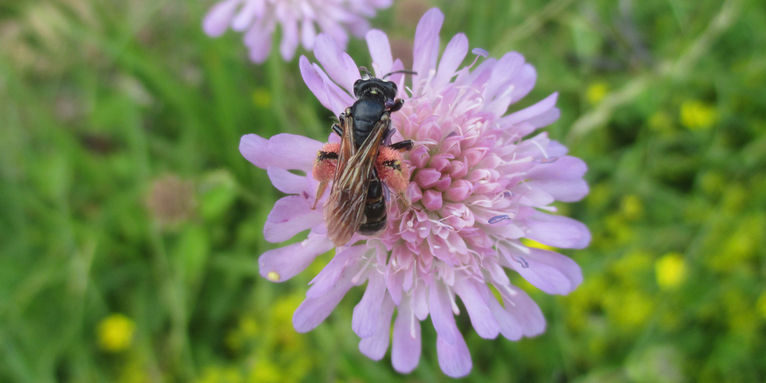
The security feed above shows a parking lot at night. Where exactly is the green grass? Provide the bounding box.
[1,0,765,381]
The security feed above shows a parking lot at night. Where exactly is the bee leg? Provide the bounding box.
[388,140,413,152]
[386,98,405,112]
[376,146,411,207]
[311,142,340,209]
[332,123,343,137]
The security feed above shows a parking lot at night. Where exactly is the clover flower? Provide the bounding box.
[240,8,590,377]
[203,0,392,63]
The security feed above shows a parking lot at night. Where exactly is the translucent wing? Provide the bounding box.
[325,114,391,246]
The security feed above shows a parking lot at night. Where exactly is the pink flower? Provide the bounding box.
[203,0,392,63]
[240,8,590,377]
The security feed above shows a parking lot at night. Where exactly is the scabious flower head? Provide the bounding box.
[240,8,590,377]
[203,0,392,63]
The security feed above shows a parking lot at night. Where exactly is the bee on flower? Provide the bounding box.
[240,8,590,377]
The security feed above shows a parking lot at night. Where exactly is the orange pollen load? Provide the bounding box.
[312,142,340,182]
[376,146,410,194]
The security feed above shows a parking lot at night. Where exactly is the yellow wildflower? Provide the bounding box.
[97,313,136,352]
[249,359,281,383]
[585,82,609,105]
[680,100,717,130]
[655,252,687,290]
[604,290,655,330]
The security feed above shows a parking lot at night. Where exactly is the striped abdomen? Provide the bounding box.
[358,170,387,235]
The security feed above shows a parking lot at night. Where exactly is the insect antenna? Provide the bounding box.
[382,70,418,79]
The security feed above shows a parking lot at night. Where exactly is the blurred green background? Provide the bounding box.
[1,0,764,381]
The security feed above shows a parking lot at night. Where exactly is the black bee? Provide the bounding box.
[311,68,415,247]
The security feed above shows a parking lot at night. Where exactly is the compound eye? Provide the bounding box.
[384,82,398,98]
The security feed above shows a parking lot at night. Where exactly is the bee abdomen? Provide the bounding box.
[358,175,387,235]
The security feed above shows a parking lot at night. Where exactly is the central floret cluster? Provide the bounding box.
[240,8,590,378]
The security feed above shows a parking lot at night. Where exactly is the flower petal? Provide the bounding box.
[366,29,393,77]
[301,17,316,50]
[279,15,300,61]
[314,34,360,95]
[391,297,422,373]
[202,0,239,37]
[269,134,323,173]
[307,245,367,298]
[243,19,273,63]
[526,156,587,180]
[500,92,558,127]
[508,64,537,102]
[479,282,523,341]
[433,33,468,90]
[502,286,546,337]
[436,333,472,378]
[428,281,456,345]
[412,8,444,94]
[352,268,388,338]
[453,279,500,339]
[359,294,395,360]
[258,234,334,282]
[264,195,324,243]
[524,210,591,249]
[527,179,589,202]
[503,247,583,295]
[267,167,311,195]
[240,134,321,172]
[293,256,362,332]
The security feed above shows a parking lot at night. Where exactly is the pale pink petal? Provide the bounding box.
[307,245,367,298]
[313,34,360,94]
[526,179,589,202]
[391,297,421,373]
[315,62,356,116]
[366,29,393,77]
[436,333,472,378]
[502,247,583,295]
[231,0,259,31]
[293,256,362,332]
[526,156,587,180]
[244,20,273,63]
[509,64,537,102]
[433,33,468,90]
[359,294,395,360]
[483,52,524,102]
[267,167,310,195]
[203,0,240,37]
[453,279,500,339]
[317,18,349,50]
[240,134,321,172]
[428,281,456,345]
[503,286,546,337]
[479,282,523,341]
[268,134,323,173]
[524,210,591,249]
[258,234,334,282]
[412,8,444,94]
[352,268,388,338]
[279,15,299,61]
[264,196,324,242]
[527,107,560,130]
[499,92,558,127]
[301,17,316,50]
